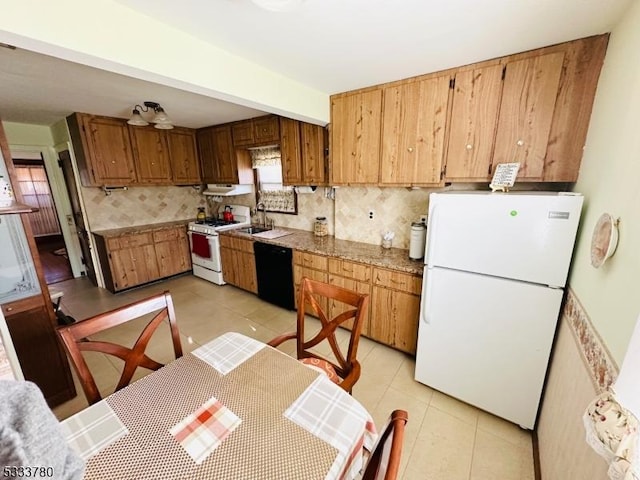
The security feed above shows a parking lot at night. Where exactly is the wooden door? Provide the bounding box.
[231,120,254,147]
[197,127,216,183]
[237,251,258,293]
[212,126,238,184]
[168,128,200,184]
[82,115,136,185]
[58,150,96,285]
[381,75,450,185]
[301,123,327,185]
[370,286,420,354]
[330,89,382,185]
[493,52,564,180]
[444,65,504,181]
[109,236,159,290]
[280,117,303,185]
[129,126,172,184]
[327,275,371,335]
[220,246,237,286]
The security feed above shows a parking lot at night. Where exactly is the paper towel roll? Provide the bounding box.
[294,186,316,194]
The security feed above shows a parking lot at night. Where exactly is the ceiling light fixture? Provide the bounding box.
[250,0,305,12]
[127,101,174,129]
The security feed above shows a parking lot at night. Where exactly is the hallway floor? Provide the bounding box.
[52,275,535,480]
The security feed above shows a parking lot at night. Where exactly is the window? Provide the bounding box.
[251,147,297,214]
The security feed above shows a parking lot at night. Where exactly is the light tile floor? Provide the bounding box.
[52,274,535,480]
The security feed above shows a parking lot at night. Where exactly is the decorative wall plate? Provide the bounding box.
[590,213,619,268]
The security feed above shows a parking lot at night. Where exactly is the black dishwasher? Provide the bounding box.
[253,242,295,310]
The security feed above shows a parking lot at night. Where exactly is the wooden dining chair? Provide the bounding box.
[268,276,369,393]
[362,409,409,480]
[57,291,183,405]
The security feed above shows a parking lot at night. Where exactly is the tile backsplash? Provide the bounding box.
[83,182,557,249]
[82,186,206,231]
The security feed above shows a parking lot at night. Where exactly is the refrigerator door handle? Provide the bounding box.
[425,203,439,266]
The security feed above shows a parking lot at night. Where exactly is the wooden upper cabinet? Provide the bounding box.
[253,116,280,145]
[281,117,328,186]
[301,123,328,185]
[330,89,382,185]
[232,115,280,147]
[492,52,564,180]
[380,75,450,185]
[167,127,200,185]
[543,35,608,181]
[68,113,137,186]
[197,125,253,184]
[444,65,504,181]
[129,126,172,184]
[280,117,303,185]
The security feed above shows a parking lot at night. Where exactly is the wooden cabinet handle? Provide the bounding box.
[466,144,473,150]
[516,140,524,146]
[5,307,13,312]
[407,147,414,153]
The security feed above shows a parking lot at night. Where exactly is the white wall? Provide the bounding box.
[569,0,640,364]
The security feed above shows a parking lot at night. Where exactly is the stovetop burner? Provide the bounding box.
[196,218,239,227]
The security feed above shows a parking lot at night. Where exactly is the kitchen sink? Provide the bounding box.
[239,226,271,235]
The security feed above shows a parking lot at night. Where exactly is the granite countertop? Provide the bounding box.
[92,220,191,238]
[223,227,424,275]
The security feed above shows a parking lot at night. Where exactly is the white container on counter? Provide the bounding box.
[409,222,427,260]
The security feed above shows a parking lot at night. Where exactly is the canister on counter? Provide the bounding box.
[314,217,328,237]
[409,222,427,259]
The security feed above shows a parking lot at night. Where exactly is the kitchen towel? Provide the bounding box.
[170,396,241,465]
[191,232,211,259]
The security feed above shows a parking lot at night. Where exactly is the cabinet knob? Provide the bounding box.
[111,160,116,164]
[466,144,473,150]
[516,140,524,147]
[5,307,12,312]
[407,147,414,153]
[351,152,356,156]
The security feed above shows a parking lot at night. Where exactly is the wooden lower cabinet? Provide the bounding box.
[369,268,422,354]
[293,251,421,354]
[219,236,257,293]
[2,296,76,407]
[95,225,191,293]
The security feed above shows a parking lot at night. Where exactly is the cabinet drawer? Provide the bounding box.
[293,251,328,270]
[328,258,371,282]
[107,232,153,250]
[373,267,422,295]
[153,227,182,243]
[220,235,254,253]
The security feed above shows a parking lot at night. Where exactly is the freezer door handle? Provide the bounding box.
[421,269,434,324]
[425,203,439,266]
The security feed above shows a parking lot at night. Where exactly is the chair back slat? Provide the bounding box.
[57,291,182,405]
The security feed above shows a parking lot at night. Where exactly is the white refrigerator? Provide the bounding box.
[414,191,583,429]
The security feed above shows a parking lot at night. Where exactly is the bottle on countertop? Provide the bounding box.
[314,217,328,237]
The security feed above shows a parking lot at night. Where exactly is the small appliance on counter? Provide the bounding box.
[409,222,426,259]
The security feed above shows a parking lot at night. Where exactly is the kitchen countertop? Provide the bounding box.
[223,227,424,275]
[92,220,190,238]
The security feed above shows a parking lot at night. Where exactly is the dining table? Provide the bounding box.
[60,332,377,480]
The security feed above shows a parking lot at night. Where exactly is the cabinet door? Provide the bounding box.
[253,116,280,145]
[110,242,159,290]
[280,117,303,185]
[129,126,172,184]
[293,265,328,315]
[220,246,237,286]
[370,286,420,354]
[381,75,450,185]
[231,120,255,147]
[82,115,136,185]
[330,90,382,185]
[168,128,201,184]
[237,250,258,293]
[327,274,371,335]
[444,65,504,181]
[301,123,327,185]
[197,125,238,184]
[4,299,76,406]
[154,228,191,277]
[492,52,564,180]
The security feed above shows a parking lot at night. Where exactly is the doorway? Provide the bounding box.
[13,156,73,284]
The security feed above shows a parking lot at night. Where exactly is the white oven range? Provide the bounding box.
[187,205,251,285]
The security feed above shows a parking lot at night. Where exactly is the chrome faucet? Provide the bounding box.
[255,202,267,228]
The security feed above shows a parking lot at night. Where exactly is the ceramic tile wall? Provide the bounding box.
[82,186,206,230]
